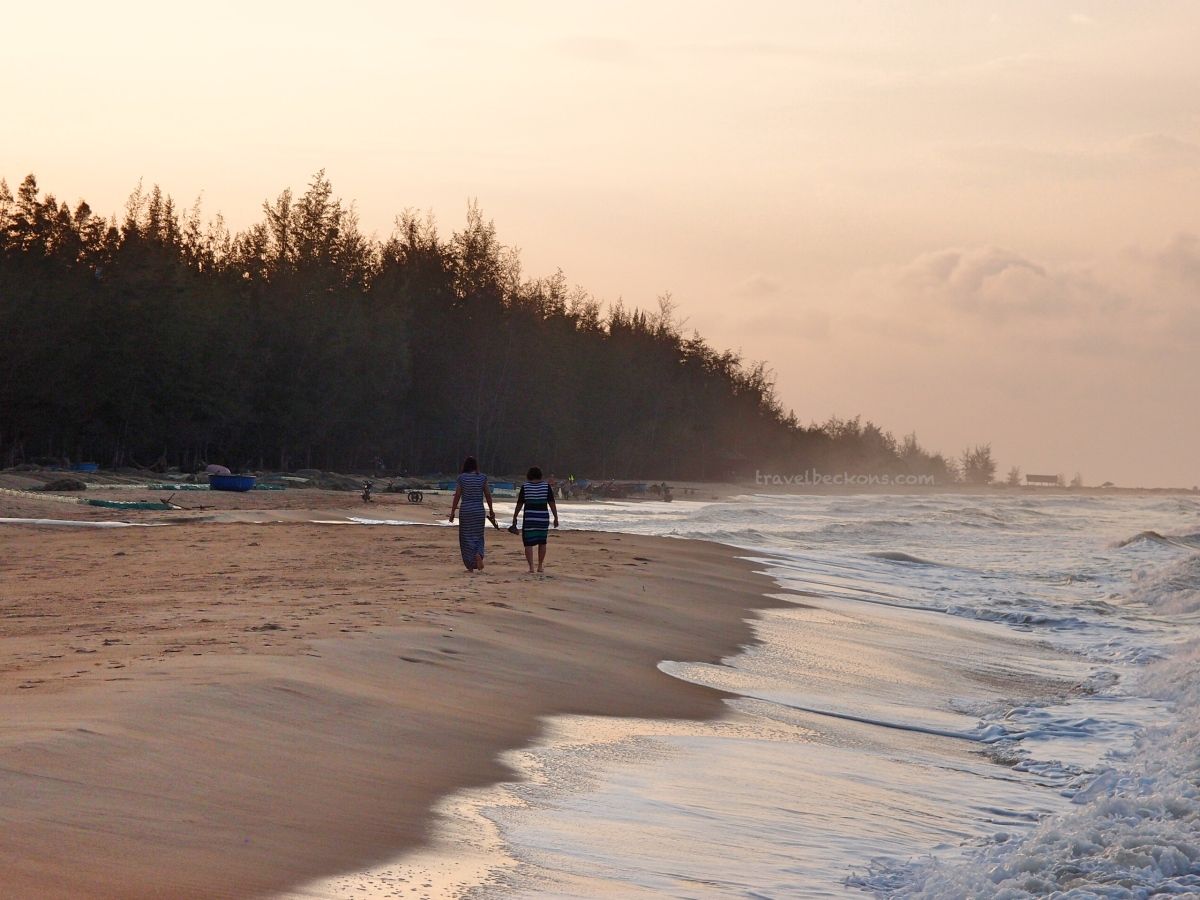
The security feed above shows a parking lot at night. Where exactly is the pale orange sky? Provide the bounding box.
[6,1,1199,486]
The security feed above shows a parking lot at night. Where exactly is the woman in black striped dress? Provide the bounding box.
[448,456,496,572]
[511,466,558,574]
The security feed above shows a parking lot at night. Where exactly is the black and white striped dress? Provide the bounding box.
[457,471,488,568]
[519,480,552,546]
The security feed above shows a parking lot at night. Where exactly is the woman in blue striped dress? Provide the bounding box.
[448,456,496,572]
[511,466,559,574]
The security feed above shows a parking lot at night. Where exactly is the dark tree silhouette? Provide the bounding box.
[0,172,965,481]
[960,445,997,485]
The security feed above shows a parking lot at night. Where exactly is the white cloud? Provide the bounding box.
[769,236,1200,486]
[895,247,1048,316]
[735,273,783,297]
[846,237,1200,359]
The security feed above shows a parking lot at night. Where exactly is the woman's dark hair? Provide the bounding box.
[462,456,478,473]
[527,466,542,481]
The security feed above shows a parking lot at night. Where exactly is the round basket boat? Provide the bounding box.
[209,473,257,492]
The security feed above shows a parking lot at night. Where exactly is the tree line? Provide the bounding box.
[0,171,965,482]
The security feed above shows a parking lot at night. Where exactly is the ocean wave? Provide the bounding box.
[1147,497,1200,514]
[418,492,1200,898]
[865,551,943,566]
[855,642,1200,898]
[944,605,1091,630]
[1117,529,1171,547]
[938,507,1011,528]
[1114,529,1198,550]
[943,506,1008,521]
[1123,554,1200,615]
[745,695,1022,744]
[1029,570,1106,585]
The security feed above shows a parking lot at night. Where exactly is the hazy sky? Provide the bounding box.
[6,1,1199,486]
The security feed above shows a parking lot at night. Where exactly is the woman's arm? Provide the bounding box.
[548,492,559,528]
[512,486,525,526]
[484,480,497,525]
[449,483,462,522]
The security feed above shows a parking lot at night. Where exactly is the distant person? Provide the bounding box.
[448,456,497,572]
[511,466,559,574]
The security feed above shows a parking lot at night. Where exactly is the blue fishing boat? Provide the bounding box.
[210,473,257,492]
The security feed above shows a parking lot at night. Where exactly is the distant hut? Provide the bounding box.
[1025,474,1060,486]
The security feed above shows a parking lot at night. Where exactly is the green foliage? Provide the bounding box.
[0,172,964,480]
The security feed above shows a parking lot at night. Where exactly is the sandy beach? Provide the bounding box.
[0,489,782,898]
[5,7,1195,891]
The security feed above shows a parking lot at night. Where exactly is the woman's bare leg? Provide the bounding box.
[537,544,547,572]
[524,546,535,573]
[475,553,484,572]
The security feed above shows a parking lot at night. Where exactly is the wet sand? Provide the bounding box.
[0,491,782,898]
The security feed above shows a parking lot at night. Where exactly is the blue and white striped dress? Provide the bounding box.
[457,471,488,568]
[519,480,552,547]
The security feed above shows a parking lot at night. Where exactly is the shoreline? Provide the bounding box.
[0,516,787,898]
[3,471,1197,523]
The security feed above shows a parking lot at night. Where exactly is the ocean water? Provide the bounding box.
[291,491,1200,899]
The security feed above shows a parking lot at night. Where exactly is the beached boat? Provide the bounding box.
[209,473,256,492]
[86,498,173,510]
